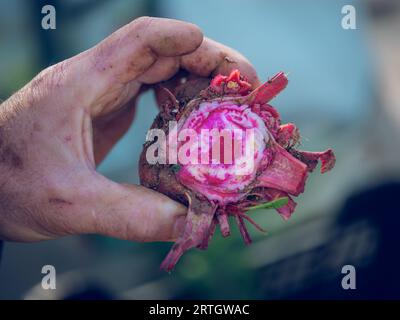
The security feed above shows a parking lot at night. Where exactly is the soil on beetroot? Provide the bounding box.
[139,70,335,272]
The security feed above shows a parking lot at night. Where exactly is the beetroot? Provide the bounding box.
[139,70,335,271]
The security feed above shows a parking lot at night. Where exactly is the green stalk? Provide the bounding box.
[246,197,289,211]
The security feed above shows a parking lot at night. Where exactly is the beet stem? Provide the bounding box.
[235,215,252,245]
[217,213,231,237]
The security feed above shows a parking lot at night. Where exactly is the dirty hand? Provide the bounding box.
[0,17,259,242]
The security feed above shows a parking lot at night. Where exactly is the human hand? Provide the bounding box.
[0,17,259,242]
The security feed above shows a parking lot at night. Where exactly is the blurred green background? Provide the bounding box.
[1,0,400,299]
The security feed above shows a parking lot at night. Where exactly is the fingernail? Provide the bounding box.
[171,215,186,241]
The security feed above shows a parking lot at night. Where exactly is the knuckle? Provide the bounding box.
[133,16,153,29]
[127,16,154,38]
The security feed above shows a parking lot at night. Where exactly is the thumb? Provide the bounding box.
[78,173,186,242]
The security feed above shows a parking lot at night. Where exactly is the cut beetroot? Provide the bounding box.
[139,70,335,271]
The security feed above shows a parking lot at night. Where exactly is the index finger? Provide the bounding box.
[181,37,260,87]
[55,17,204,116]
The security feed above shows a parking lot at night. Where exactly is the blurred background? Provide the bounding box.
[1,0,400,299]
